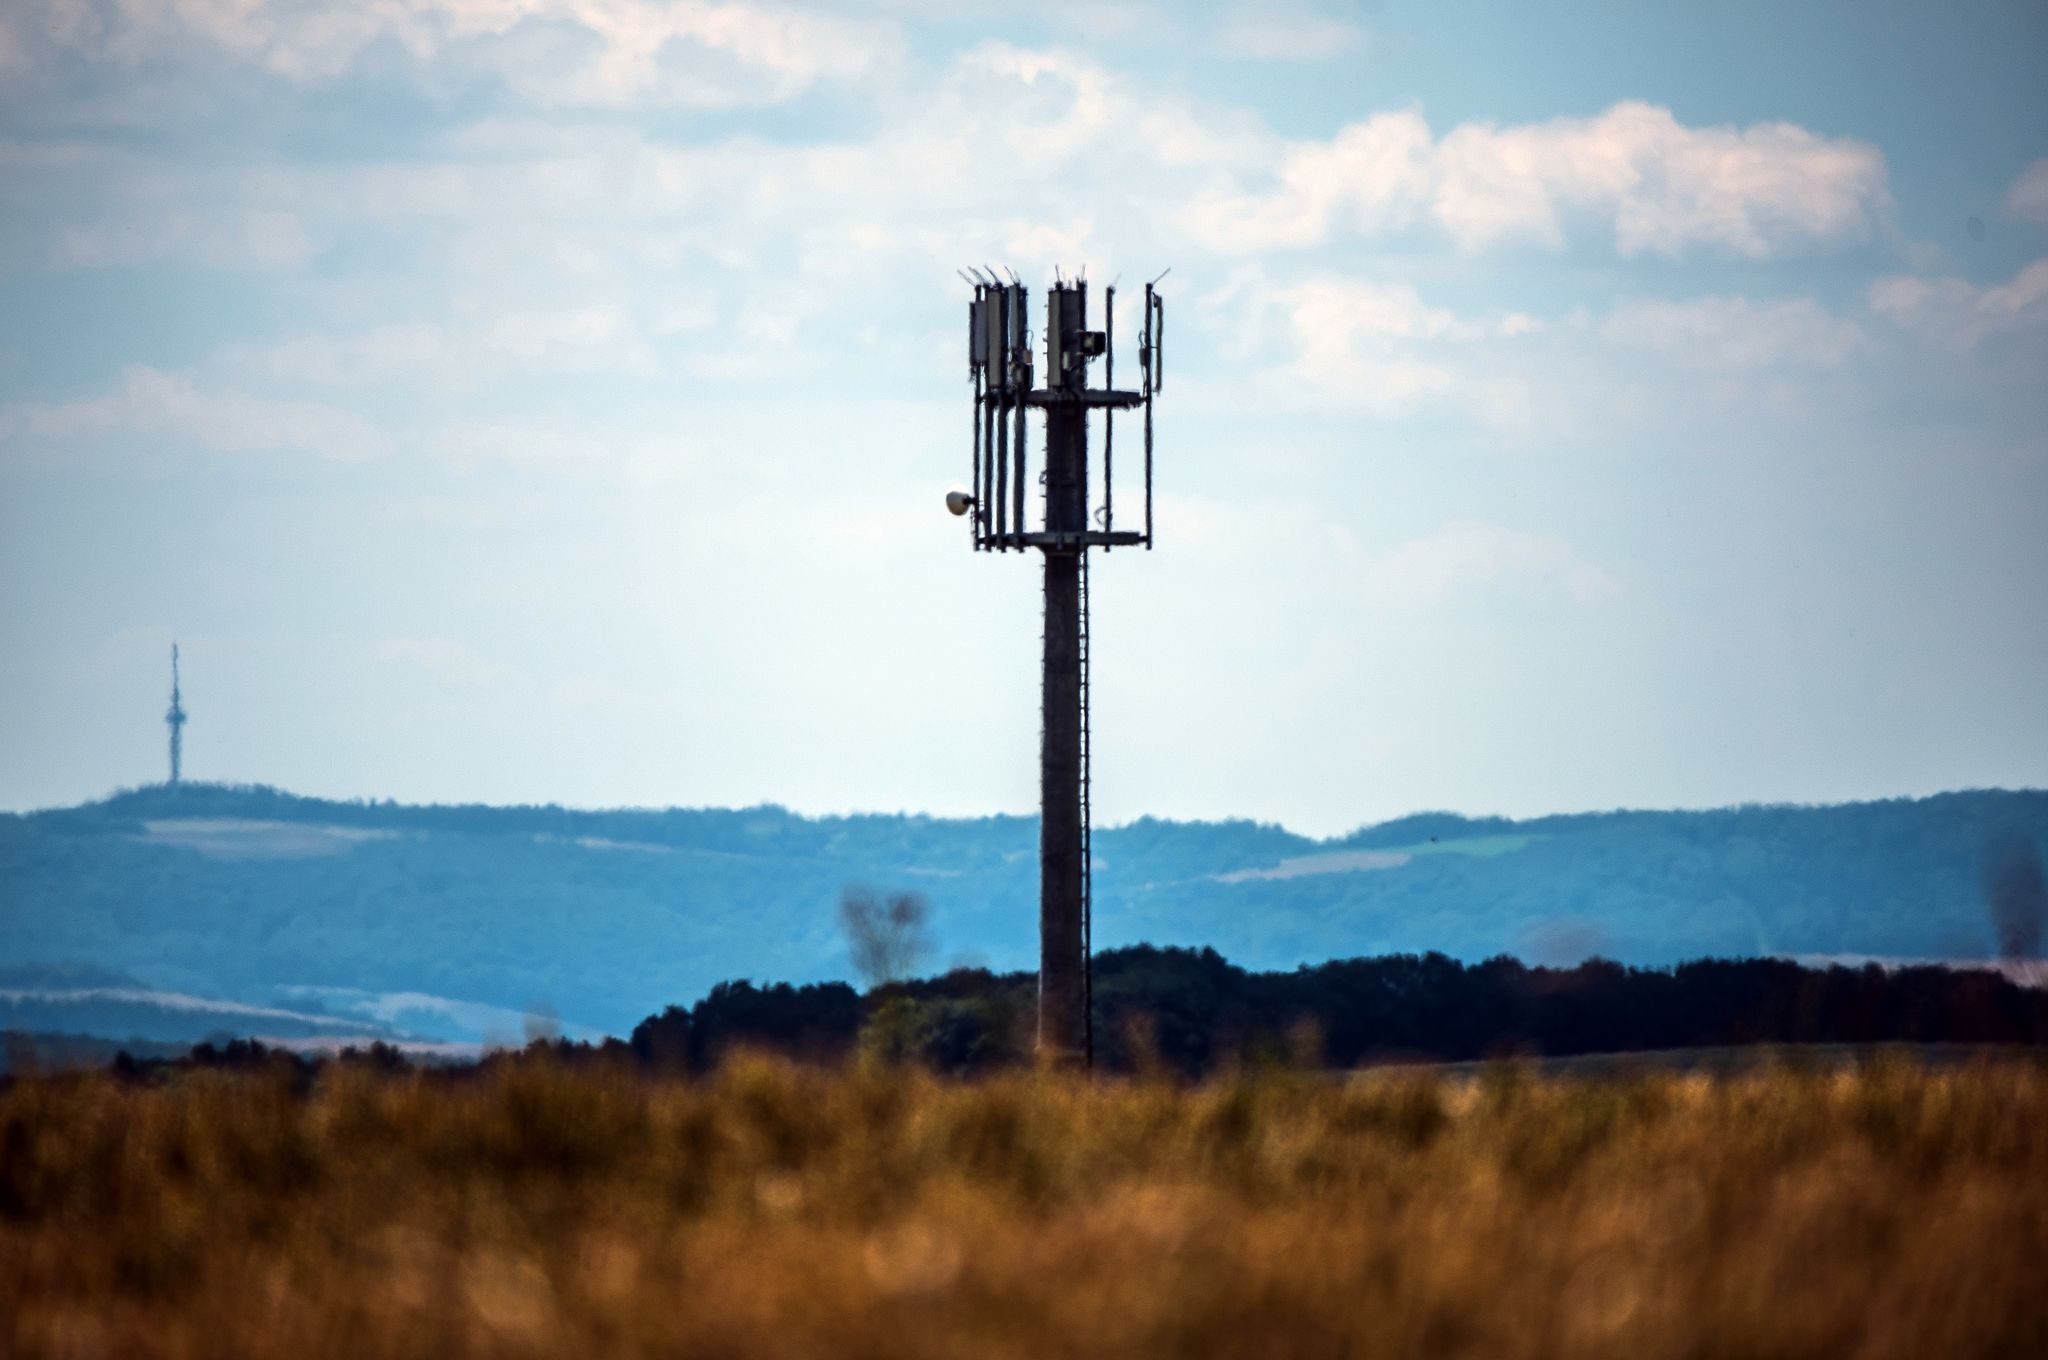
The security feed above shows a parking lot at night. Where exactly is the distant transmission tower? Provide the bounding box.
[165,643,188,786]
[948,268,1166,1066]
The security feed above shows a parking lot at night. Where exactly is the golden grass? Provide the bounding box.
[3,1052,2045,1358]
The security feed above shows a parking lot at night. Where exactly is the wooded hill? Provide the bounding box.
[2,783,2042,1038]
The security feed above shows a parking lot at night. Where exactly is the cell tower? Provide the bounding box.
[165,643,187,787]
[948,268,1165,1066]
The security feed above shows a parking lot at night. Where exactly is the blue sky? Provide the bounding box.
[1,0,2044,835]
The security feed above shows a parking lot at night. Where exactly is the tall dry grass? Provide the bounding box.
[2,1051,2044,1358]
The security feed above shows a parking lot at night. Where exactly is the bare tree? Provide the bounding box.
[1985,832,2046,961]
[840,886,933,988]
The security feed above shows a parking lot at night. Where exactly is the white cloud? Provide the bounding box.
[1869,257,2048,346]
[0,14,27,76]
[1198,271,1539,416]
[1278,278,1497,413]
[1206,282,1877,431]
[0,39,1940,472]
[0,366,391,462]
[34,43,1162,300]
[488,304,646,363]
[1294,352,1460,414]
[1599,295,1866,369]
[1360,521,1620,607]
[55,208,314,271]
[0,13,1915,306]
[26,42,1893,377]
[14,0,900,108]
[2006,159,2048,226]
[203,42,1214,344]
[232,324,455,387]
[1287,277,1515,346]
[1211,5,1365,62]
[426,414,717,486]
[225,305,659,386]
[1191,101,1890,258]
[1188,110,1435,251]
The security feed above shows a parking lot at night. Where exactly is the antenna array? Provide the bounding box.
[963,274,1163,553]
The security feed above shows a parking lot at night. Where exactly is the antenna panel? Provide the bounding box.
[1012,287,1032,389]
[983,290,1008,385]
[1046,288,1065,380]
[990,285,1011,387]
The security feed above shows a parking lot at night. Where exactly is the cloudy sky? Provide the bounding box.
[1,0,2043,835]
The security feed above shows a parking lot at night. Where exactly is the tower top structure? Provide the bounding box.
[956,271,1162,554]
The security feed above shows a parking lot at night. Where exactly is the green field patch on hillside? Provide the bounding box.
[139,819,400,860]
[1213,835,1540,884]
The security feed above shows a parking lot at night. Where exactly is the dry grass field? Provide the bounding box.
[3,1051,2045,1359]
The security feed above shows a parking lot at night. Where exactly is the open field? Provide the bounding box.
[4,1052,2046,1359]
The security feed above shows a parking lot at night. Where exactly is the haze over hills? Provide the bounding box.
[2,783,2043,1041]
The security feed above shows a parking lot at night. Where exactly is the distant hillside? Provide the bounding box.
[2,783,2043,1037]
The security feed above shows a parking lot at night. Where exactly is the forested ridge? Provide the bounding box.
[3,782,2043,1038]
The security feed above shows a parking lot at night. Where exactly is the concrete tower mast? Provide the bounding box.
[951,269,1166,1066]
[166,643,187,786]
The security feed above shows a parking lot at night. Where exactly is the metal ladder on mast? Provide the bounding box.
[1078,549,1093,1066]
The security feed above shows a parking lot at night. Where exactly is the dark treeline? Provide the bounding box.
[627,945,2048,1077]
[31,946,2044,1085]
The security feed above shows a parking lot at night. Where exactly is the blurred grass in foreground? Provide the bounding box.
[3,1051,2045,1358]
